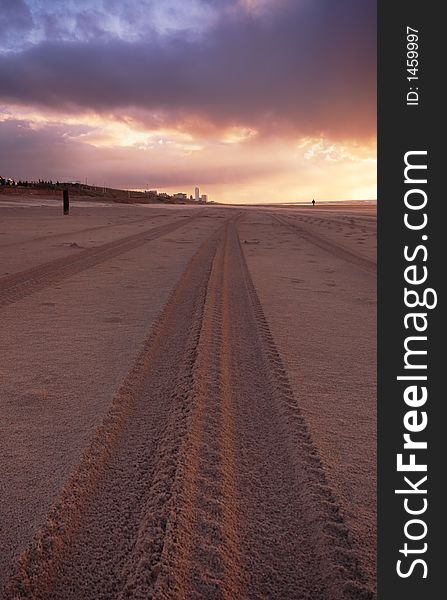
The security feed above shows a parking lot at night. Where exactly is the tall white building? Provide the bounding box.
[194,186,200,202]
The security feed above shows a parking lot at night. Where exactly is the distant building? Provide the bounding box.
[173,192,188,200]
[194,187,200,202]
[1,177,15,186]
[143,190,158,202]
[201,194,208,203]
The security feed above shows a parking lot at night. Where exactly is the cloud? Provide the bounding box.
[0,0,33,28]
[0,115,376,203]
[1,0,226,50]
[0,0,376,140]
[0,116,285,187]
[0,1,376,202]
[0,0,34,48]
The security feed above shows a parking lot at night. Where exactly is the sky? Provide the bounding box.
[0,0,376,204]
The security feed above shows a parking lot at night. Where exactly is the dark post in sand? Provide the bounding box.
[63,189,70,215]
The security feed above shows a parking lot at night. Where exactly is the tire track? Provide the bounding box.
[153,221,373,598]
[152,222,245,599]
[234,227,374,599]
[4,217,374,599]
[270,213,376,274]
[0,215,165,249]
[295,215,377,233]
[0,215,201,308]
[3,221,224,600]
[267,210,377,233]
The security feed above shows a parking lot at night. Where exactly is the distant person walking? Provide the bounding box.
[312,198,315,206]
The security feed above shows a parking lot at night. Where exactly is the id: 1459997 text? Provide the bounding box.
[406,26,419,106]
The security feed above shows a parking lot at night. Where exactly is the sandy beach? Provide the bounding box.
[0,197,376,599]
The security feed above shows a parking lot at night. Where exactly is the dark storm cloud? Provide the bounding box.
[0,0,376,139]
[0,0,33,28]
[2,0,220,48]
[0,0,34,47]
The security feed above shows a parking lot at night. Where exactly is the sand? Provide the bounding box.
[0,197,376,598]
[239,208,376,589]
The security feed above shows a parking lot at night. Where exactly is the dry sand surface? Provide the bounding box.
[0,197,376,599]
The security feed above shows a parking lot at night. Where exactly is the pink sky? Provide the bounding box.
[0,0,376,203]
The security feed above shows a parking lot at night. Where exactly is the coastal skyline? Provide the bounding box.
[0,0,376,203]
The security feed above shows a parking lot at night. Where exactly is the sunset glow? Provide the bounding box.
[0,0,376,203]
